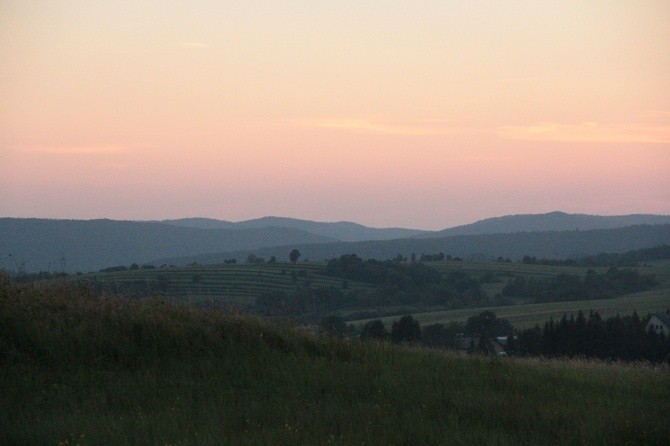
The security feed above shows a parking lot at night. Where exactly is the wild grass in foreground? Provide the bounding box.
[1,275,668,445]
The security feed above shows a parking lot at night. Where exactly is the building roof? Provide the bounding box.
[651,312,670,327]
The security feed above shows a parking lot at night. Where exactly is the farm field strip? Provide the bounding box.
[425,261,604,278]
[350,289,670,330]
[77,258,670,322]
[80,263,377,304]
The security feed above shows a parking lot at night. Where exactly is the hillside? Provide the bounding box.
[0,218,334,273]
[3,213,669,273]
[163,216,428,241]
[1,276,668,444]
[155,224,670,266]
[425,211,670,237]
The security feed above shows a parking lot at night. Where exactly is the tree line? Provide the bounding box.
[520,245,670,267]
[351,310,670,364]
[501,267,656,303]
[509,310,669,363]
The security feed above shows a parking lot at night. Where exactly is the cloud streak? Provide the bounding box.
[15,145,130,155]
[177,42,208,48]
[498,122,670,144]
[297,117,475,137]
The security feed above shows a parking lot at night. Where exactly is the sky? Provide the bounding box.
[1,1,669,230]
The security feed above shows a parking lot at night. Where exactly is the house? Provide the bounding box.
[646,312,670,337]
[454,334,507,355]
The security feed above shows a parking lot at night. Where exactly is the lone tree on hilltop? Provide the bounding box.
[290,249,301,264]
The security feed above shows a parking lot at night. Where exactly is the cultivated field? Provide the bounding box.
[350,289,670,329]
[78,258,670,330]
[81,261,375,306]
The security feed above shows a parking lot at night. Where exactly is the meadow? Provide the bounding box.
[1,275,669,445]
[350,289,670,330]
[83,262,376,307]
[79,258,670,330]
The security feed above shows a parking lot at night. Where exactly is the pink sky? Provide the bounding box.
[1,1,669,230]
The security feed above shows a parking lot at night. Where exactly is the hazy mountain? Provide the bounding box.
[155,224,670,266]
[0,218,335,273]
[4,212,670,273]
[160,218,238,230]
[423,211,670,237]
[163,216,428,242]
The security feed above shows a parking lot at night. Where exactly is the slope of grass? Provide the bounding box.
[1,276,669,445]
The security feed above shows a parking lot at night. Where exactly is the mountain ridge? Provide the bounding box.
[162,216,428,242]
[422,211,670,237]
[2,212,669,272]
[154,224,670,267]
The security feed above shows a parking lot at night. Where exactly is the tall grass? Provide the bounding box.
[1,274,668,445]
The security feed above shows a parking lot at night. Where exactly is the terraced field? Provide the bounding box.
[80,258,670,327]
[81,262,377,306]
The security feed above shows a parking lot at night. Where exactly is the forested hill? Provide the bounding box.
[162,216,428,242]
[422,211,670,237]
[0,218,335,273]
[154,224,670,266]
[163,212,670,240]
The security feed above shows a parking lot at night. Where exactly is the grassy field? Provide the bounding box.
[81,261,376,306]
[350,289,670,329]
[2,276,669,445]
[77,258,670,330]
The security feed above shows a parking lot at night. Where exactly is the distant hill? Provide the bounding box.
[163,216,427,242]
[0,218,335,273]
[4,212,670,273]
[163,212,670,241]
[155,224,670,266]
[424,211,670,237]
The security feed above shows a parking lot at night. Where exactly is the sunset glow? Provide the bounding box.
[1,1,668,229]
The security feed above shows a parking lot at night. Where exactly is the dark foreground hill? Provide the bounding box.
[156,224,670,266]
[1,276,668,444]
[0,218,334,273]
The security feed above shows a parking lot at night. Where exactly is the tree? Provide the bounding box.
[361,319,388,341]
[391,315,421,343]
[246,253,264,264]
[465,311,514,339]
[289,249,301,265]
[319,315,346,338]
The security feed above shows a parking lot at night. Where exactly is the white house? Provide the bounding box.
[646,312,670,337]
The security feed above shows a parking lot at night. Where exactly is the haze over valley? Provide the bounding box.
[2,211,670,273]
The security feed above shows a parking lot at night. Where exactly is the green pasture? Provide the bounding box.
[80,262,376,306]
[351,289,670,330]
[424,260,607,279]
[80,258,670,322]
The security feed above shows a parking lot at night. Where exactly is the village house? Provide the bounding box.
[455,334,507,356]
[646,312,670,337]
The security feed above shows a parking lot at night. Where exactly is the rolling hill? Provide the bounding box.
[424,211,670,237]
[162,216,428,241]
[0,219,334,273]
[3,212,670,273]
[155,224,670,266]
